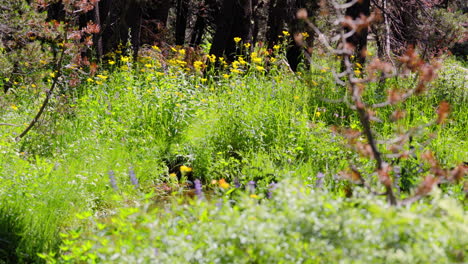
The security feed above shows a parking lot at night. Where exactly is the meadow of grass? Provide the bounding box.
[0,46,466,263]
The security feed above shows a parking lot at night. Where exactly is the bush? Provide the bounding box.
[55,181,467,263]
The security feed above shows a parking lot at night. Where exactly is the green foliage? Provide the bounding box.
[0,45,466,263]
[56,182,467,263]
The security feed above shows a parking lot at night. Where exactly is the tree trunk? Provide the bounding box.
[141,0,171,46]
[345,0,371,65]
[175,0,189,45]
[93,1,103,60]
[266,0,287,49]
[209,0,236,59]
[126,1,143,58]
[190,12,206,47]
[210,0,252,61]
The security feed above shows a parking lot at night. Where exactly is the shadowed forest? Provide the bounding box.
[0,0,467,263]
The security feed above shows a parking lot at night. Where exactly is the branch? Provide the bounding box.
[15,38,67,141]
[0,123,19,126]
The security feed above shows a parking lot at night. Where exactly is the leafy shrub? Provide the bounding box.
[55,181,467,263]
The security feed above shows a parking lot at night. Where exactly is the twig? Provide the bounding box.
[15,37,67,141]
[0,123,19,126]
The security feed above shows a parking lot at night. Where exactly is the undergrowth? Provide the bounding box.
[0,48,466,262]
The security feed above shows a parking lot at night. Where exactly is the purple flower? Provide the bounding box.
[234,177,241,188]
[194,179,204,199]
[128,167,139,188]
[216,198,223,209]
[109,170,118,191]
[315,172,324,188]
[267,182,277,199]
[248,181,256,193]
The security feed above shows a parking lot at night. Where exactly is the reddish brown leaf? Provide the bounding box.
[436,101,450,124]
[415,175,439,196]
[378,163,392,187]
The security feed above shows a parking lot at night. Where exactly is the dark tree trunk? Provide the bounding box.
[345,0,371,64]
[266,0,287,49]
[210,0,252,61]
[190,13,206,47]
[175,0,189,45]
[93,1,103,59]
[283,0,319,71]
[141,0,171,46]
[46,2,66,21]
[125,1,143,58]
[251,0,264,44]
[209,0,236,59]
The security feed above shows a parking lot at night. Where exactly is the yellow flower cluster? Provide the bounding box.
[193,60,204,71]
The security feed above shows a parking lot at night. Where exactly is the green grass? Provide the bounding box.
[0,50,466,263]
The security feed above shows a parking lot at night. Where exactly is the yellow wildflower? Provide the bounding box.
[270,57,277,63]
[230,68,242,74]
[234,37,241,43]
[208,54,216,63]
[250,194,259,198]
[253,57,262,63]
[145,63,152,68]
[120,56,130,62]
[255,65,265,71]
[238,57,247,65]
[151,45,161,52]
[179,49,186,55]
[169,173,177,178]
[193,60,203,70]
[301,32,309,38]
[244,43,251,48]
[171,47,177,52]
[31,84,36,88]
[223,74,230,79]
[273,45,280,50]
[95,81,103,85]
[49,72,56,78]
[108,60,115,65]
[97,74,108,79]
[11,105,18,110]
[87,78,94,83]
[219,179,230,189]
[294,96,299,100]
[201,78,208,82]
[315,111,321,117]
[354,69,361,75]
[282,30,290,36]
[180,165,192,174]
